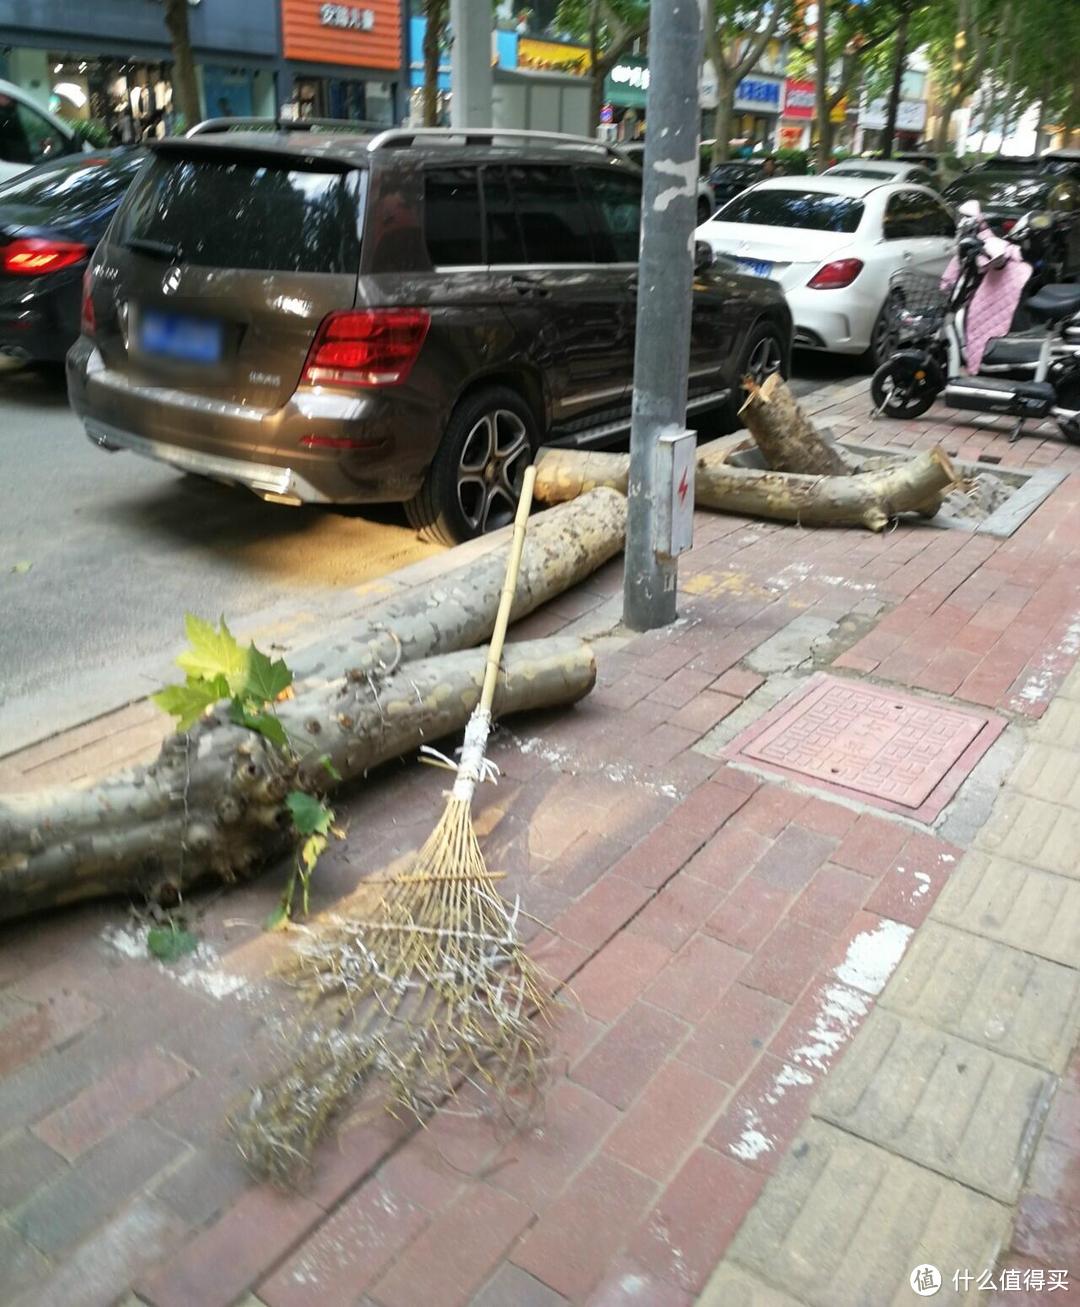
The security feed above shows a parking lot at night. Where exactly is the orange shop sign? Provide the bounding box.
[282,0,401,69]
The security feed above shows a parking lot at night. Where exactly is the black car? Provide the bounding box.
[708,159,766,207]
[0,147,145,363]
[69,125,792,545]
[943,169,1080,280]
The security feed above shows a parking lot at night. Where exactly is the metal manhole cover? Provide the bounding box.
[725,674,1005,822]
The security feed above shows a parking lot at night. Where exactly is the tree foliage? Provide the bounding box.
[555,0,650,128]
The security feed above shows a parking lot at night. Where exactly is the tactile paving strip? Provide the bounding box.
[724,674,1005,822]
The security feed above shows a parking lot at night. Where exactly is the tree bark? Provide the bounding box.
[881,7,911,160]
[534,445,957,532]
[738,372,852,476]
[422,0,447,127]
[815,4,831,173]
[163,0,202,129]
[711,66,736,165]
[0,640,596,923]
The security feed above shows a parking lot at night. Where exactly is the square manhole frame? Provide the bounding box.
[721,672,1007,823]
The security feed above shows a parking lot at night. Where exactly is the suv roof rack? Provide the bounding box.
[186,116,381,138]
[365,127,622,158]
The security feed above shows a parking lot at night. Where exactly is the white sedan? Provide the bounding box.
[825,158,938,189]
[695,176,957,366]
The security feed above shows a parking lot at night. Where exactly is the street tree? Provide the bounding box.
[422,0,449,126]
[705,0,789,164]
[163,0,202,129]
[555,0,650,130]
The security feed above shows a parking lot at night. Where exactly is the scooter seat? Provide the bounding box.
[981,336,1043,368]
[1026,284,1080,323]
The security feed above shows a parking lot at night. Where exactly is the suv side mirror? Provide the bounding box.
[694,241,716,274]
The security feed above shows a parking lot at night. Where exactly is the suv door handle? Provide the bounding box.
[511,274,549,298]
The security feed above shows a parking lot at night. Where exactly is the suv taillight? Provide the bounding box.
[300,309,431,388]
[80,267,96,337]
[2,237,89,275]
[807,258,864,290]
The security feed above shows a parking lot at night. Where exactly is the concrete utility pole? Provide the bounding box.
[450,0,493,127]
[622,0,706,631]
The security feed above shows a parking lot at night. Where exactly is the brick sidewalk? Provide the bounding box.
[1,381,1079,1306]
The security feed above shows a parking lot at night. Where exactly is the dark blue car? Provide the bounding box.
[0,147,146,363]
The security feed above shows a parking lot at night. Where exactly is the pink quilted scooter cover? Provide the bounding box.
[941,233,1032,373]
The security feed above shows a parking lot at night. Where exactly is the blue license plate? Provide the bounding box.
[141,310,223,363]
[736,258,773,279]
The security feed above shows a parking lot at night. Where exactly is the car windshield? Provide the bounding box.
[717,188,864,232]
[113,152,362,273]
[945,175,1049,208]
[0,150,145,218]
[829,167,895,179]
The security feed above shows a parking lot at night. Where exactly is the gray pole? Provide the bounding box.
[622,0,706,631]
[450,0,493,127]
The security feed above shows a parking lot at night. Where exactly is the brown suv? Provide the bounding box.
[68,125,792,544]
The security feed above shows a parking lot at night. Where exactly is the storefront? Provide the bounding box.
[857,97,929,154]
[601,55,648,141]
[0,0,280,138]
[732,75,783,150]
[281,0,404,123]
[780,78,815,151]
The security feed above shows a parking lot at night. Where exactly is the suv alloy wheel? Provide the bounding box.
[406,385,538,545]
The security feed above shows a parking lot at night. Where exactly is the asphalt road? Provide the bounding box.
[0,352,859,752]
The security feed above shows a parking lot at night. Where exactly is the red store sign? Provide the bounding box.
[784,78,815,119]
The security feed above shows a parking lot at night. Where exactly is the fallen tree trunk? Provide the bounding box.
[738,371,851,476]
[292,487,627,688]
[535,446,957,531]
[0,638,595,923]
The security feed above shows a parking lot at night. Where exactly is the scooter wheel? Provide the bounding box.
[1059,419,1080,446]
[870,358,938,419]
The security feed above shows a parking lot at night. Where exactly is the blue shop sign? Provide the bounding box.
[734,78,782,112]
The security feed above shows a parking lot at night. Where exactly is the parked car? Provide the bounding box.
[894,152,965,188]
[708,159,767,208]
[825,158,939,189]
[617,141,716,223]
[69,125,792,544]
[695,175,957,367]
[1038,150,1080,182]
[0,80,86,183]
[970,155,1040,172]
[942,169,1080,279]
[0,147,145,363]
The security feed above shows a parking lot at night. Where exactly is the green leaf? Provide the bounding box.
[146,924,199,963]
[229,701,289,751]
[153,674,230,731]
[319,754,343,782]
[176,614,249,695]
[265,900,290,931]
[286,790,334,837]
[301,833,327,871]
[244,644,293,704]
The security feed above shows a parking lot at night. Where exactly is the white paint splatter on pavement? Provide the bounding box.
[833,918,913,995]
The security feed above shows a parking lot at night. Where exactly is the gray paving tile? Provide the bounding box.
[880,921,1080,1072]
[931,851,1080,967]
[729,1120,1010,1307]
[1007,742,1080,809]
[973,792,1080,880]
[698,1263,805,1307]
[814,1009,1053,1202]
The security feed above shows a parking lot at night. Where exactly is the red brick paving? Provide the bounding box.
[4,379,1080,1304]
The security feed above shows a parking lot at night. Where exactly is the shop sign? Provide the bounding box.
[611,63,649,91]
[830,97,848,124]
[282,0,400,69]
[784,78,815,119]
[320,3,374,29]
[734,77,781,113]
[604,57,649,109]
[517,37,590,75]
[859,97,927,131]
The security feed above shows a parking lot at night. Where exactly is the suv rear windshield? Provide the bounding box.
[718,188,864,232]
[0,150,146,219]
[113,152,362,273]
[944,175,1049,208]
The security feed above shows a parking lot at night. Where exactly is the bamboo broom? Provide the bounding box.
[237,468,554,1183]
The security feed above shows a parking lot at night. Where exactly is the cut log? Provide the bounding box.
[738,371,851,476]
[0,638,596,923]
[292,487,627,687]
[535,445,957,532]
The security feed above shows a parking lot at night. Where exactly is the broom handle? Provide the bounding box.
[480,464,537,717]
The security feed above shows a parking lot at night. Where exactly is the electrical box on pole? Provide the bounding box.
[622,0,706,631]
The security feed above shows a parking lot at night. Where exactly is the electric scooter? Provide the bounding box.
[871,206,1080,444]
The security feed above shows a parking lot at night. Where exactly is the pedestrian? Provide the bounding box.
[761,155,778,179]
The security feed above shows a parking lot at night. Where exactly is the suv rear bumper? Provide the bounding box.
[66,339,437,504]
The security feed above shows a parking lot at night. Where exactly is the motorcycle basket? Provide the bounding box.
[886,269,948,343]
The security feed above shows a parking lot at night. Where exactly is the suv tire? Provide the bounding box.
[406,385,538,545]
[698,320,787,436]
